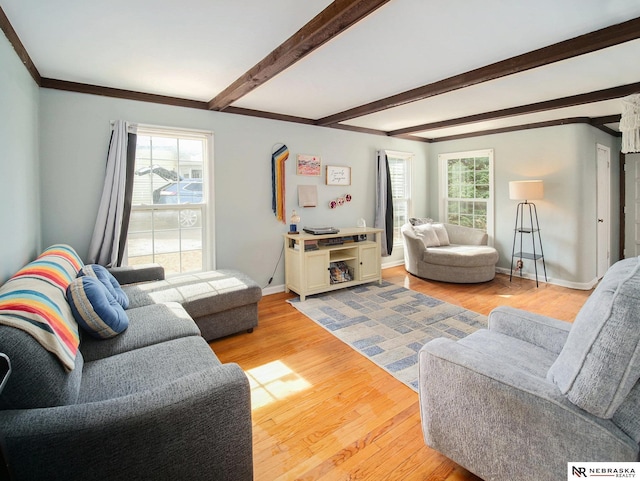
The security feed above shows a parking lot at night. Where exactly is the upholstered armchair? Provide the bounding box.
[401,222,498,283]
[419,256,640,481]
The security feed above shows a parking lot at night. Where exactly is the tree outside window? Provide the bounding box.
[440,150,493,236]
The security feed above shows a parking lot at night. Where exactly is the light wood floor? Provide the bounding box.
[209,267,592,481]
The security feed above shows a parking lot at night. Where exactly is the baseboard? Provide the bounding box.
[495,267,597,291]
[262,284,286,296]
[381,259,405,269]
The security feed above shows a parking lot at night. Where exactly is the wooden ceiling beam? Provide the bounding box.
[387,82,640,137]
[317,16,640,126]
[208,0,391,111]
[0,5,41,85]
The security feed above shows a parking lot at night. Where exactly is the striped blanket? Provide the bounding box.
[0,244,83,371]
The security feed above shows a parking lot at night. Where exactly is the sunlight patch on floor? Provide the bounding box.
[246,360,312,410]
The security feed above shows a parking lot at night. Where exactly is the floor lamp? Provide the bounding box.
[509,180,547,287]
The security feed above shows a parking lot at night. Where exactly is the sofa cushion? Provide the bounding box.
[413,223,440,247]
[81,302,201,362]
[547,256,640,418]
[0,244,81,371]
[123,269,262,319]
[431,223,450,246]
[409,217,434,226]
[67,277,129,340]
[78,264,129,309]
[423,245,499,268]
[0,325,83,409]
[78,336,221,403]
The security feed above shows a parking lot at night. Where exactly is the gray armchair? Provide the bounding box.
[419,256,640,481]
[401,222,498,283]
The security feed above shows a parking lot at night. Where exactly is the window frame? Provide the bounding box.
[385,150,414,246]
[126,124,215,274]
[438,149,494,243]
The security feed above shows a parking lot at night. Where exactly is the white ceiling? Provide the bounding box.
[2,0,640,141]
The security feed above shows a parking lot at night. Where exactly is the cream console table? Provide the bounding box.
[283,227,383,301]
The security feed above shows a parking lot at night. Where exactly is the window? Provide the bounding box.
[126,126,213,275]
[386,151,413,245]
[439,149,493,236]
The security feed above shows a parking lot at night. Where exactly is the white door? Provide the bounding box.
[625,153,640,258]
[596,144,611,279]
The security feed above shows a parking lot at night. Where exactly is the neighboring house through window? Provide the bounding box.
[439,149,494,240]
[386,150,413,245]
[126,125,213,275]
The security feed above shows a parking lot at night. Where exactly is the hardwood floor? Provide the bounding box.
[209,267,592,480]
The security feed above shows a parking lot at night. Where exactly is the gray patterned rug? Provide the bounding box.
[287,281,487,391]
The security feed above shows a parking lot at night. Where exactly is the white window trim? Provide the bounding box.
[132,124,215,272]
[438,149,494,243]
[385,150,414,246]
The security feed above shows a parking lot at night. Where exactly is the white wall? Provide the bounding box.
[429,124,621,288]
[0,31,40,283]
[38,89,429,288]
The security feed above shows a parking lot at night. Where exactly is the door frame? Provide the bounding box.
[596,144,611,279]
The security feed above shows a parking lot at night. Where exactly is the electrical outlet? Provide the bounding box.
[516,260,524,270]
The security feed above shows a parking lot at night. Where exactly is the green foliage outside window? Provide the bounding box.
[445,155,491,232]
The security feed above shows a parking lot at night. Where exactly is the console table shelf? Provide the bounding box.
[284,227,382,301]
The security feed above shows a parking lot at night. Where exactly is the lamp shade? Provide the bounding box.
[509,180,544,201]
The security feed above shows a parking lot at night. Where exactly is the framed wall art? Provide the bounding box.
[326,165,351,186]
[296,154,321,176]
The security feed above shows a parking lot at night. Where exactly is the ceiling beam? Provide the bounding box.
[0,5,41,85]
[208,0,391,111]
[387,82,640,137]
[40,78,210,110]
[427,117,593,143]
[317,16,640,126]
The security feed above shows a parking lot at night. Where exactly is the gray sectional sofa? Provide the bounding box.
[0,244,259,480]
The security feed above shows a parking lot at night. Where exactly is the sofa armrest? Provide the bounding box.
[1,364,253,481]
[108,263,165,284]
[419,338,637,481]
[443,223,487,245]
[488,306,570,355]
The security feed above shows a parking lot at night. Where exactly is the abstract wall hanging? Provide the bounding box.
[271,144,289,223]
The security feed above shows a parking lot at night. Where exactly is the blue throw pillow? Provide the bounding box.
[78,264,129,309]
[66,277,129,339]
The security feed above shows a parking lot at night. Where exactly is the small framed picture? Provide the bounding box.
[326,165,351,186]
[296,154,321,176]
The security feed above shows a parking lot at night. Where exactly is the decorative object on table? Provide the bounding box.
[297,185,317,207]
[271,144,289,223]
[289,210,301,234]
[509,179,547,287]
[287,281,486,391]
[296,154,321,176]
[355,217,367,241]
[326,165,351,186]
[620,93,640,153]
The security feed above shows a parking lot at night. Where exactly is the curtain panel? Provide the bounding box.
[86,120,137,266]
[374,150,394,256]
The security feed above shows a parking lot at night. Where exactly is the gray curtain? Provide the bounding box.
[374,150,394,256]
[86,120,137,266]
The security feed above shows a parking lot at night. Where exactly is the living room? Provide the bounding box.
[2,1,640,480]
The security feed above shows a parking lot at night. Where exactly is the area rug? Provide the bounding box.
[287,281,487,391]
